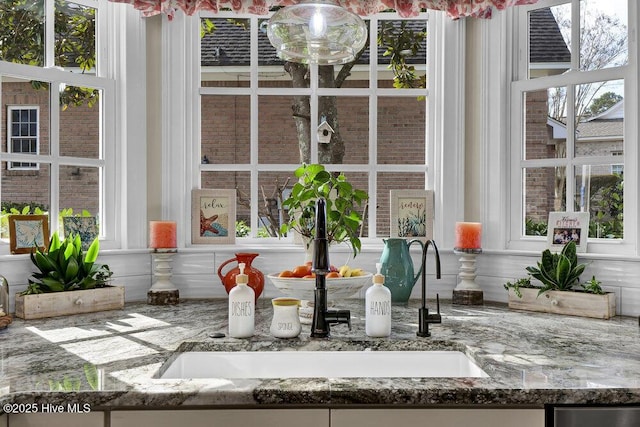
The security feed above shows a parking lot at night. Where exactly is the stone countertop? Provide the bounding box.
[1,299,639,409]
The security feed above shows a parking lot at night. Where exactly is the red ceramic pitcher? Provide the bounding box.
[217,253,264,302]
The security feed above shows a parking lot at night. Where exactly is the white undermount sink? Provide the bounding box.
[159,351,489,379]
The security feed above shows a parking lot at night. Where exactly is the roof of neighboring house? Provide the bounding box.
[578,100,624,139]
[529,8,571,63]
[548,100,625,140]
[577,119,624,139]
[200,19,427,67]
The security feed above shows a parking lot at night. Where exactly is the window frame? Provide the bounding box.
[0,0,145,251]
[507,0,637,255]
[7,105,39,170]
[159,9,464,250]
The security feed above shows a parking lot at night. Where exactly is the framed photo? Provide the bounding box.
[390,190,434,241]
[63,216,99,250]
[547,212,590,253]
[8,214,49,254]
[191,189,236,244]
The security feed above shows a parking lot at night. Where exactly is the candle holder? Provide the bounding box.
[452,247,483,305]
[148,248,179,305]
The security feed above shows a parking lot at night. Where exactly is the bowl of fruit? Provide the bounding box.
[267,263,372,302]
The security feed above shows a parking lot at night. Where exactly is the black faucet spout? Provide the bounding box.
[310,198,351,338]
[417,239,442,337]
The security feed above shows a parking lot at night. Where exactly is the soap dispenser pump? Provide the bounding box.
[365,263,391,337]
[228,262,255,338]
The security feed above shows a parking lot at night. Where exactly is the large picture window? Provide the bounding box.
[0,0,116,246]
[510,0,634,253]
[197,10,431,241]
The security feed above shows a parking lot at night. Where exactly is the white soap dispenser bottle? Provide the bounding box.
[365,262,392,337]
[228,262,255,338]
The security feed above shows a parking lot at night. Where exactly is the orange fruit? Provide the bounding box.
[303,273,316,279]
[326,271,341,278]
[278,270,295,278]
[292,264,312,278]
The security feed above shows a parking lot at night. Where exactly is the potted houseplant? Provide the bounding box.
[504,241,615,319]
[15,232,124,319]
[280,163,369,259]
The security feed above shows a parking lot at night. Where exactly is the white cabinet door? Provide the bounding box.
[331,408,545,427]
[9,412,104,427]
[110,409,330,427]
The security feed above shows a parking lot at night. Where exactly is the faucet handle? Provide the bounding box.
[417,294,442,338]
[325,309,351,330]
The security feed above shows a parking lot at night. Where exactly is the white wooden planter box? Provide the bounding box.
[15,285,125,320]
[507,288,616,320]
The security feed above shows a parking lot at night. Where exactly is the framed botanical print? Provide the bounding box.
[9,214,49,254]
[390,190,434,241]
[191,189,236,244]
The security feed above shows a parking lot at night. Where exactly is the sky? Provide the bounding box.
[589,0,627,24]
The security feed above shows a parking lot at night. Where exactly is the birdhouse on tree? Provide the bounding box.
[317,120,335,144]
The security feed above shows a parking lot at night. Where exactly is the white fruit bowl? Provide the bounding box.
[267,273,373,302]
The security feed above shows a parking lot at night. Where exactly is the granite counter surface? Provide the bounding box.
[1,299,639,410]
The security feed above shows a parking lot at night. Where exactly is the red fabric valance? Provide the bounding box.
[108,0,539,20]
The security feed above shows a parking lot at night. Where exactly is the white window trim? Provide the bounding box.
[501,0,638,255]
[161,10,465,250]
[7,105,39,171]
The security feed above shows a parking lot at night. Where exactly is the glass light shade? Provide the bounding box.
[267,1,368,65]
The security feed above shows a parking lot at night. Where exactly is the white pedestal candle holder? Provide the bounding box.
[452,248,483,305]
[148,249,179,305]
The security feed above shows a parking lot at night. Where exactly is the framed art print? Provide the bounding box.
[547,212,590,253]
[9,214,49,254]
[390,190,434,241]
[191,189,236,244]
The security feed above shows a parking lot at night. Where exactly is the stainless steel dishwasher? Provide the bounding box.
[546,405,640,427]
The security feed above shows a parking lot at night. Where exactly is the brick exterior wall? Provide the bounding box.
[2,82,100,217]
[200,80,427,236]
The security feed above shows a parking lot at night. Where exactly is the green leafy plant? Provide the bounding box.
[525,241,587,295]
[503,277,535,298]
[235,220,250,237]
[581,275,605,295]
[280,164,369,258]
[23,232,112,295]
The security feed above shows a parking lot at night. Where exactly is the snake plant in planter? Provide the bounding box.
[504,241,615,319]
[524,241,587,295]
[23,232,113,295]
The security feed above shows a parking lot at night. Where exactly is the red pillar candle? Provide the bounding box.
[455,222,482,249]
[149,221,177,249]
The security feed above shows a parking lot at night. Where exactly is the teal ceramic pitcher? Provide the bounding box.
[379,238,424,304]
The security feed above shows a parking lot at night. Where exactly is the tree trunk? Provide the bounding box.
[285,62,312,163]
[285,62,351,164]
[318,65,345,164]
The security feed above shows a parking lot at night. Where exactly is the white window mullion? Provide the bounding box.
[368,17,378,239]
[565,83,576,212]
[49,81,61,233]
[309,65,319,163]
[250,15,260,237]
[45,0,55,68]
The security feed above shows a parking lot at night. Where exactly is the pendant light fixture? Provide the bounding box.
[267,0,368,65]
